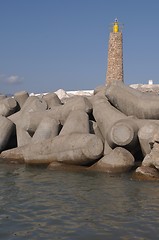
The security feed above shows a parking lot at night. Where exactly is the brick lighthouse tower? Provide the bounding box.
[106,18,124,84]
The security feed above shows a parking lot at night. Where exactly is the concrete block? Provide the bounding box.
[59,110,89,135]
[107,118,139,152]
[92,95,126,139]
[32,117,60,143]
[23,133,103,166]
[0,97,17,117]
[16,127,32,147]
[89,147,134,173]
[0,116,15,151]
[106,80,159,119]
[14,91,29,109]
[138,123,159,156]
[42,92,62,108]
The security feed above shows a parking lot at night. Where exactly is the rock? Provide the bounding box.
[55,89,70,100]
[89,147,134,173]
[133,166,159,180]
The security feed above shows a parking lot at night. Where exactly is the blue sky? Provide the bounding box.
[0,0,159,94]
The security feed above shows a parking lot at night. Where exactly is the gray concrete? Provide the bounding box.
[0,97,17,117]
[138,123,159,156]
[16,127,32,147]
[42,92,62,108]
[89,120,104,143]
[20,96,92,134]
[8,95,48,128]
[89,147,134,173]
[94,85,107,97]
[14,91,29,109]
[60,96,92,124]
[92,95,126,140]
[0,145,25,162]
[59,110,89,135]
[23,133,103,166]
[32,117,60,143]
[106,80,159,119]
[0,95,6,100]
[107,118,139,152]
[0,116,15,151]
[20,95,48,113]
[19,108,61,135]
[142,142,159,170]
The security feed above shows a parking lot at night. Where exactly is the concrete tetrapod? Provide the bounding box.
[0,97,17,117]
[138,123,159,156]
[142,142,159,170]
[20,96,92,135]
[8,95,48,125]
[32,117,60,143]
[59,96,92,125]
[42,92,62,109]
[89,147,134,173]
[107,118,139,152]
[20,95,48,113]
[106,80,159,119]
[14,91,29,109]
[92,95,126,139]
[23,133,103,166]
[89,120,104,143]
[0,116,15,152]
[0,95,6,100]
[20,108,61,135]
[92,95,127,154]
[59,110,89,135]
[16,127,32,147]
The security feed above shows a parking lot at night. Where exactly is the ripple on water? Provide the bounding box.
[0,163,159,240]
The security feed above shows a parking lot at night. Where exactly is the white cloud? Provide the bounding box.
[6,75,22,84]
[0,74,23,84]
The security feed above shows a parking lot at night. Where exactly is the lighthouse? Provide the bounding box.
[106,18,124,84]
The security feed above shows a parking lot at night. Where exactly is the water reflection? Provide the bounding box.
[0,164,158,240]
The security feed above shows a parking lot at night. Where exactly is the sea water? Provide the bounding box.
[0,163,158,240]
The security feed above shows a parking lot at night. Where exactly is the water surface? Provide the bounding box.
[0,163,158,240]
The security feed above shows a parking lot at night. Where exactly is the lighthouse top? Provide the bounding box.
[111,18,123,33]
[113,18,119,32]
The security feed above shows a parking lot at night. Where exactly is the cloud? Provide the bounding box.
[6,75,22,84]
[0,74,23,84]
